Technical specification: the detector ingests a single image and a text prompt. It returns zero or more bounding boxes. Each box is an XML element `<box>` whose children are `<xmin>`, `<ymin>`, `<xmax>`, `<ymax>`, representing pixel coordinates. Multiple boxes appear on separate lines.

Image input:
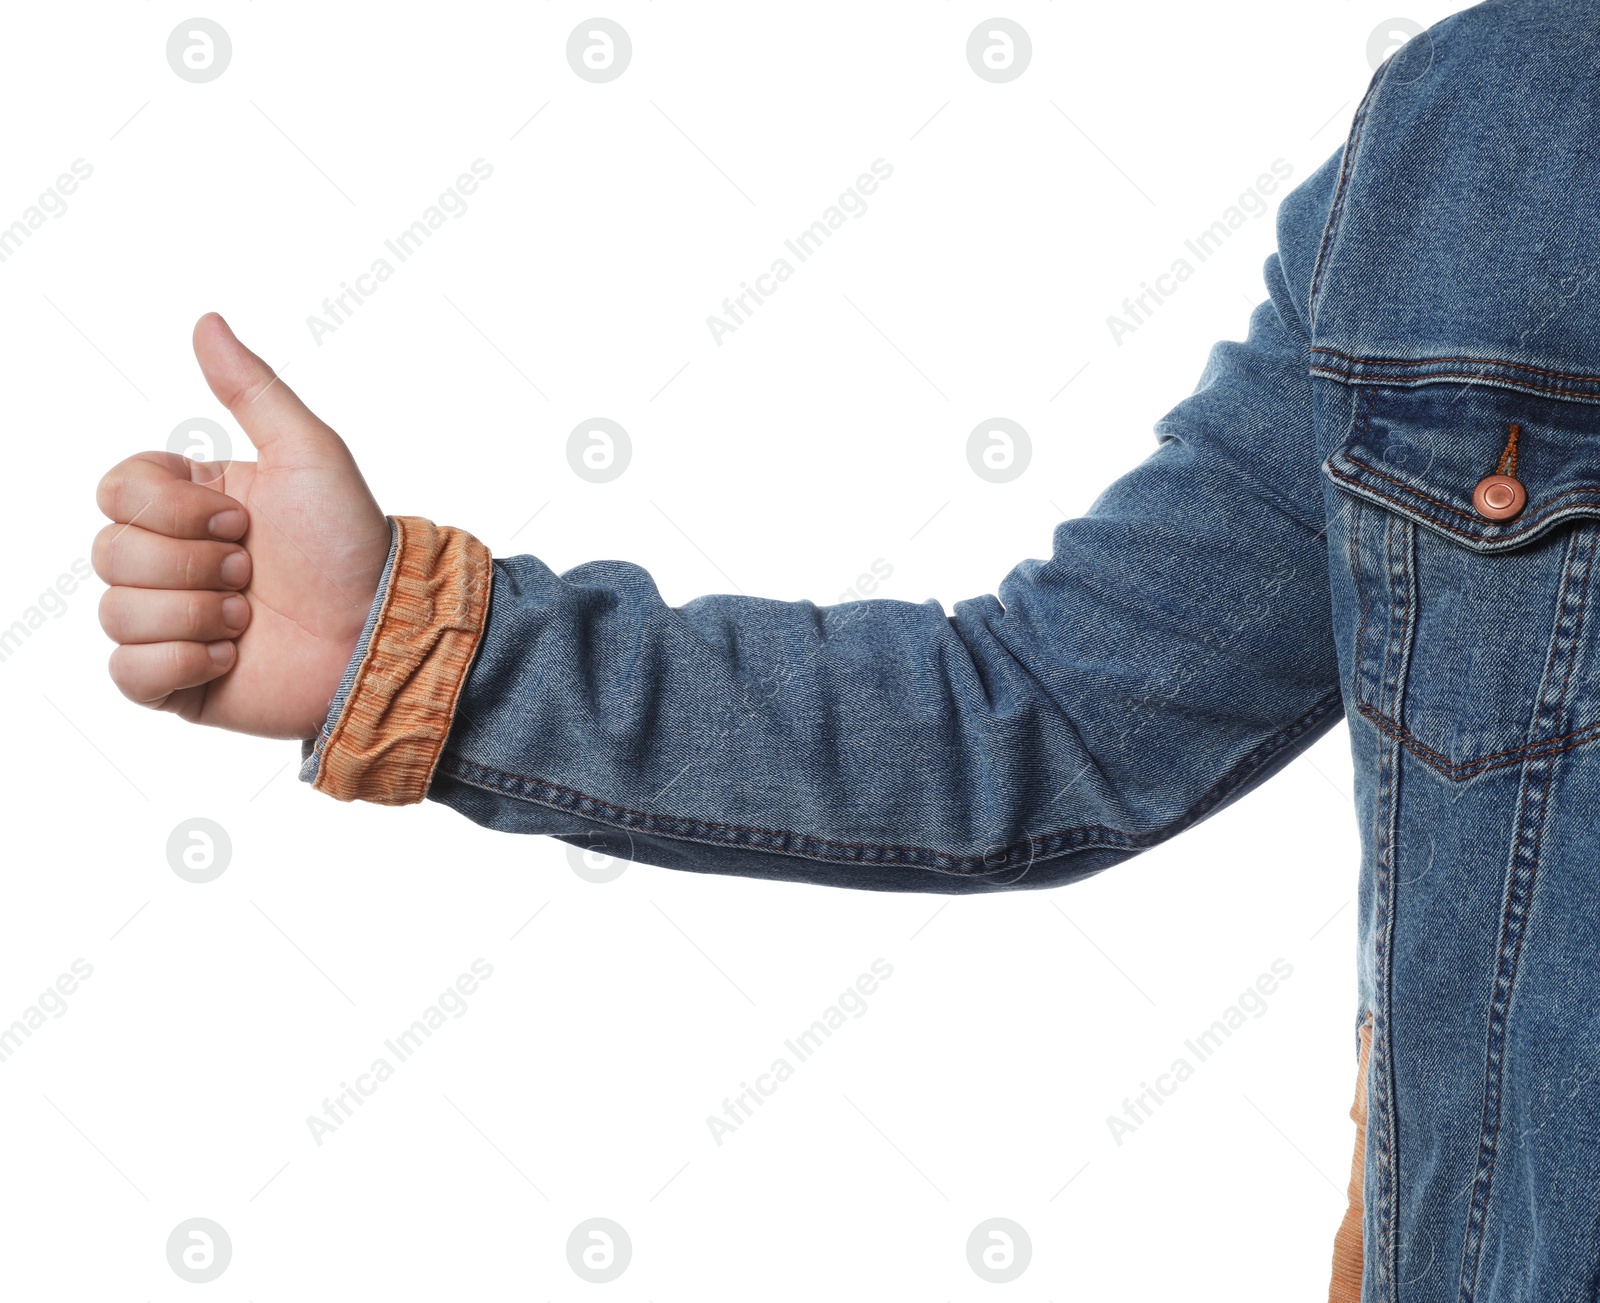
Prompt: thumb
<box><xmin>192</xmin><ymin>312</ymin><xmax>356</xmax><ymax>466</ymax></box>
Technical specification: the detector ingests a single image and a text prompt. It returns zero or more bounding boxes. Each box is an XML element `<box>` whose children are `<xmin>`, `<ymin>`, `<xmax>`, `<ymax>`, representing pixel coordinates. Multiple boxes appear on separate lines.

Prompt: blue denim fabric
<box><xmin>308</xmin><ymin>3</ymin><xmax>1600</xmax><ymax>1296</ymax></box>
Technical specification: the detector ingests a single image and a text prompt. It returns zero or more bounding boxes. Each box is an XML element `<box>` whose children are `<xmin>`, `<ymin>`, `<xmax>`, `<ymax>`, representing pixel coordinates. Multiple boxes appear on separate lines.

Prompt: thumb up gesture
<box><xmin>93</xmin><ymin>314</ymin><xmax>392</xmax><ymax>739</ymax></box>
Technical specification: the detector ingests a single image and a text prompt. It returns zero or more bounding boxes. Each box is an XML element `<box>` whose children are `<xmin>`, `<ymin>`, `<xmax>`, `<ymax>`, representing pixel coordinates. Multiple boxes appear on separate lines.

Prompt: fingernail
<box><xmin>209</xmin><ymin>509</ymin><xmax>246</xmax><ymax>539</ymax></box>
<box><xmin>220</xmin><ymin>551</ymin><xmax>250</xmax><ymax>587</ymax></box>
<box><xmin>207</xmin><ymin>640</ymin><xmax>234</xmax><ymax>666</ymax></box>
<box><xmin>221</xmin><ymin>595</ymin><xmax>249</xmax><ymax>630</ymax></box>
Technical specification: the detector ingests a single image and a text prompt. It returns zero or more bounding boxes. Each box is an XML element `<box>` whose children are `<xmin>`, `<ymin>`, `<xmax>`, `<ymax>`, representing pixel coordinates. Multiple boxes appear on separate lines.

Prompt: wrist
<box><xmin>300</xmin><ymin>517</ymin><xmax>400</xmax><ymax>770</ymax></box>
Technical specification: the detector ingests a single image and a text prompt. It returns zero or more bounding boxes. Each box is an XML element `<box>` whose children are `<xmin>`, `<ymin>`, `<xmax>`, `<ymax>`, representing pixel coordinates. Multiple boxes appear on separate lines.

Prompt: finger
<box><xmin>92</xmin><ymin>523</ymin><xmax>251</xmax><ymax>590</ymax></box>
<box><xmin>192</xmin><ymin>312</ymin><xmax>359</xmax><ymax>468</ymax></box>
<box><xmin>99</xmin><ymin>587</ymin><xmax>251</xmax><ymax>645</ymax></box>
<box><xmin>96</xmin><ymin>452</ymin><xmax>248</xmax><ymax>540</ymax></box>
<box><xmin>108</xmin><ymin>639</ymin><xmax>236</xmax><ymax>706</ymax></box>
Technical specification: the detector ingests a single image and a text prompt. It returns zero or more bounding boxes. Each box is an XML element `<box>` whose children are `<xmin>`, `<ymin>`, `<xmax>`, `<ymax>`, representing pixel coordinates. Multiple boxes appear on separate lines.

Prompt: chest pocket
<box><xmin>1324</xmin><ymin>378</ymin><xmax>1600</xmax><ymax>781</ymax></box>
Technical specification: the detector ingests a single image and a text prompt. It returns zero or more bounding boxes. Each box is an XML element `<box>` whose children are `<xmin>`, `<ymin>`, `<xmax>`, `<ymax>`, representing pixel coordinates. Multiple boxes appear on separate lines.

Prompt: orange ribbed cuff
<box><xmin>312</xmin><ymin>514</ymin><xmax>492</xmax><ymax>806</ymax></box>
<box><xmin>1327</xmin><ymin>1014</ymin><xmax>1372</xmax><ymax>1303</ymax></box>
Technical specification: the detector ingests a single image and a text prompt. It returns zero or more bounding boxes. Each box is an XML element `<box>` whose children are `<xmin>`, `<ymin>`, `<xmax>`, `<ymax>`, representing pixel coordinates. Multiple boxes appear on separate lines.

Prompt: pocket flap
<box><xmin>1322</xmin><ymin>378</ymin><xmax>1600</xmax><ymax>553</ymax></box>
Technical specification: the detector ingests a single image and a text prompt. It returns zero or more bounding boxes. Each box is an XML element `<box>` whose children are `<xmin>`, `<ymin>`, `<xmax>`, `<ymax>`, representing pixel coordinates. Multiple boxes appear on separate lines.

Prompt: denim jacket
<box><xmin>301</xmin><ymin>4</ymin><xmax>1600</xmax><ymax>1296</ymax></box>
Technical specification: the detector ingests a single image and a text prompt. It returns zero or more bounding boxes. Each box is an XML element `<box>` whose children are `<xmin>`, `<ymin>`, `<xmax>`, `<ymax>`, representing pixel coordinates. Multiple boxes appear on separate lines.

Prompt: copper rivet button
<box><xmin>1472</xmin><ymin>474</ymin><xmax>1527</xmax><ymax>522</ymax></box>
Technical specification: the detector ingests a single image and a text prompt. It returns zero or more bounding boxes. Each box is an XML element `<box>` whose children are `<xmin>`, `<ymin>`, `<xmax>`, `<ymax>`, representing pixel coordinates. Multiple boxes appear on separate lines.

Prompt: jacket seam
<box><xmin>435</xmin><ymin>688</ymin><xmax>1344</xmax><ymax>875</ymax></box>
<box><xmin>1350</xmin><ymin>498</ymin><xmax>1373</xmax><ymax>710</ymax></box>
<box><xmin>1308</xmin><ymin>63</ymin><xmax>1385</xmax><ymax>330</ymax></box>
<box><xmin>1327</xmin><ymin>460</ymin><xmax>1600</xmax><ymax>543</ymax></box>
<box><xmin>1313</xmin><ymin>366</ymin><xmax>1600</xmax><ymax>403</ymax></box>
<box><xmin>1355</xmin><ymin>704</ymin><xmax>1600</xmax><ymax>780</ymax></box>
<box><xmin>1383</xmin><ymin>509</ymin><xmax>1412</xmax><ymax>725</ymax></box>
<box><xmin>1311</xmin><ymin>347</ymin><xmax>1600</xmax><ymax>386</ymax></box>
<box><xmin>1456</xmin><ymin>526</ymin><xmax>1598</xmax><ymax>1301</ymax></box>
<box><xmin>1370</xmin><ymin>654</ymin><xmax>1405</xmax><ymax>1299</ymax></box>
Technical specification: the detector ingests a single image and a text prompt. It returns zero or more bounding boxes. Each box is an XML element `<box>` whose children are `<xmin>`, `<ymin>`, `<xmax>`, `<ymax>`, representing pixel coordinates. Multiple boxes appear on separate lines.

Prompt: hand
<box><xmin>93</xmin><ymin>313</ymin><xmax>391</xmax><ymax>740</ymax></box>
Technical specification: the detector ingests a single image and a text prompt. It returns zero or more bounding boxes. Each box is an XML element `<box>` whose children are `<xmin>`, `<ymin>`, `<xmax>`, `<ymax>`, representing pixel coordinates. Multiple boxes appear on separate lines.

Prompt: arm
<box><xmin>302</xmin><ymin>155</ymin><xmax>1349</xmax><ymax>892</ymax></box>
<box><xmin>94</xmin><ymin>153</ymin><xmax>1347</xmax><ymax>894</ymax></box>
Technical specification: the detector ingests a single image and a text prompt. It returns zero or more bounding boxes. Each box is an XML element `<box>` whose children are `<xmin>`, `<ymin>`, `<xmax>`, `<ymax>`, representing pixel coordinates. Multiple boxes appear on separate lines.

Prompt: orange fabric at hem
<box><xmin>312</xmin><ymin>515</ymin><xmax>492</xmax><ymax>806</ymax></box>
<box><xmin>1328</xmin><ymin>1015</ymin><xmax>1373</xmax><ymax>1303</ymax></box>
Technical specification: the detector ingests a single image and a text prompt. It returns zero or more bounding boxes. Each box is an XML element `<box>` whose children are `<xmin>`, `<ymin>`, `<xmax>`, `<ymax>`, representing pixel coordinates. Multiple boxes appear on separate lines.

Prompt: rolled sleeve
<box><xmin>300</xmin><ymin>514</ymin><xmax>492</xmax><ymax>805</ymax></box>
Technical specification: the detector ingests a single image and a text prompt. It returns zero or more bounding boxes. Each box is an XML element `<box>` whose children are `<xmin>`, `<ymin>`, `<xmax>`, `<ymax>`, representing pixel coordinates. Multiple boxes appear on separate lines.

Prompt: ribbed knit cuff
<box><xmin>309</xmin><ymin>514</ymin><xmax>492</xmax><ymax>805</ymax></box>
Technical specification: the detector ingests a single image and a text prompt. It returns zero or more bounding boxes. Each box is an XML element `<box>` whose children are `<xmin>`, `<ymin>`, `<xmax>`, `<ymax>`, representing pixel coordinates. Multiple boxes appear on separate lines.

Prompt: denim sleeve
<box><xmin>421</xmin><ymin>154</ymin><xmax>1348</xmax><ymax>893</ymax></box>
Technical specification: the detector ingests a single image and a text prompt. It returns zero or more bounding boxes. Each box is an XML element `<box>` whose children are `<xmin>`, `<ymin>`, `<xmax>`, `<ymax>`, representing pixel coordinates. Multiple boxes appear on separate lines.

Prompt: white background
<box><xmin>0</xmin><ymin>3</ymin><xmax>1465</xmax><ymax>1298</ymax></box>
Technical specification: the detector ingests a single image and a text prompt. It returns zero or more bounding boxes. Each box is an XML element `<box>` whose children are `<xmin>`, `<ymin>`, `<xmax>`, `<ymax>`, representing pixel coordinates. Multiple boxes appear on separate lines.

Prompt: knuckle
<box><xmin>182</xmin><ymin>593</ymin><xmax>208</xmax><ymax>639</ymax></box>
<box><xmin>103</xmin><ymin>459</ymin><xmax>153</xmax><ymax>525</ymax></box>
<box><xmin>165</xmin><ymin>641</ymin><xmax>196</xmax><ymax>679</ymax></box>
<box><xmin>166</xmin><ymin>483</ymin><xmax>208</xmax><ymax>537</ymax></box>
<box><xmin>97</xmin><ymin>589</ymin><xmax>123</xmax><ymax>642</ymax></box>
<box><xmin>107</xmin><ymin>647</ymin><xmax>139</xmax><ymax>699</ymax></box>
<box><xmin>90</xmin><ymin>532</ymin><xmax>108</xmax><ymax>581</ymax></box>
<box><xmin>91</xmin><ymin>525</ymin><xmax>120</xmax><ymax>583</ymax></box>
<box><xmin>94</xmin><ymin>469</ymin><xmax>121</xmax><ymax>520</ymax></box>
<box><xmin>153</xmin><ymin>485</ymin><xmax>180</xmax><ymax>536</ymax></box>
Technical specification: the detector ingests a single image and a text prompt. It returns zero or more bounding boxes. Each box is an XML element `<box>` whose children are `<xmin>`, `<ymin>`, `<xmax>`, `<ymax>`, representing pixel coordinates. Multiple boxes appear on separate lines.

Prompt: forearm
<box><xmin>300</xmin><ymin>145</ymin><xmax>1354</xmax><ymax>891</ymax></box>
<box><xmin>428</xmin><ymin>541</ymin><xmax>1340</xmax><ymax>893</ymax></box>
<box><xmin>303</xmin><ymin>271</ymin><xmax>1342</xmax><ymax>891</ymax></box>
